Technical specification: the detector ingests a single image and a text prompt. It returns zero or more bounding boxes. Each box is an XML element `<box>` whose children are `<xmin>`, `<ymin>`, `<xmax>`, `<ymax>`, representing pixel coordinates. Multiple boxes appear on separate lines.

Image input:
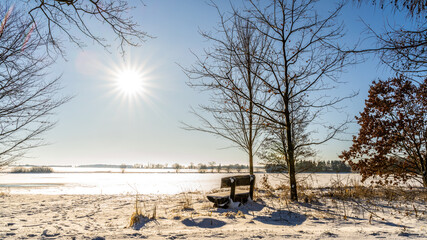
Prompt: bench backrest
<box><xmin>221</xmin><ymin>175</ymin><xmax>255</xmax><ymax>188</ymax></box>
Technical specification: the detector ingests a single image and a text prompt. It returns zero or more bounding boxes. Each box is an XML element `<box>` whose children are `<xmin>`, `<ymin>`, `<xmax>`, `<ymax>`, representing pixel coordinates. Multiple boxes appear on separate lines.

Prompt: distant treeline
<box><xmin>190</xmin><ymin>164</ymin><xmax>250</xmax><ymax>173</ymax></box>
<box><xmin>77</xmin><ymin>164</ymin><xmax>131</xmax><ymax>168</ymax></box>
<box><xmin>79</xmin><ymin>163</ymin><xmax>254</xmax><ymax>173</ymax></box>
<box><xmin>265</xmin><ymin>160</ymin><xmax>352</xmax><ymax>173</ymax></box>
<box><xmin>11</xmin><ymin>161</ymin><xmax>351</xmax><ymax>174</ymax></box>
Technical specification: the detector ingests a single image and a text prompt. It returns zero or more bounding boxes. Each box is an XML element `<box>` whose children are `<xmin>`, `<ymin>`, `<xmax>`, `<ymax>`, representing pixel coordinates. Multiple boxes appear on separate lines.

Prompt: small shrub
<box><xmin>30</xmin><ymin>166</ymin><xmax>53</xmax><ymax>173</ymax></box>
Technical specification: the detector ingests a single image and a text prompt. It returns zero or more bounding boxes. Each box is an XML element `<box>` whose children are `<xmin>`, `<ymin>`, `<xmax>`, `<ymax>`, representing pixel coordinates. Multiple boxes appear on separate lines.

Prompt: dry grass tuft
<box><xmin>222</xmin><ymin>210</ymin><xmax>245</xmax><ymax>219</ymax></box>
<box><xmin>270</xmin><ymin>177</ymin><xmax>320</xmax><ymax>204</ymax></box>
<box><xmin>296</xmin><ymin>179</ymin><xmax>321</xmax><ymax>204</ymax></box>
<box><xmin>0</xmin><ymin>191</ymin><xmax>9</xmax><ymax>197</ymax></box>
<box><xmin>129</xmin><ymin>211</ymin><xmax>145</xmax><ymax>228</ymax></box>
<box><xmin>236</xmin><ymin>210</ymin><xmax>245</xmax><ymax>218</ymax></box>
<box><xmin>151</xmin><ymin>205</ymin><xmax>157</xmax><ymax>219</ymax></box>
<box><xmin>259</xmin><ymin>175</ymin><xmax>277</xmax><ymax>197</ymax></box>
<box><xmin>181</xmin><ymin>193</ymin><xmax>194</xmax><ymax>211</ymax></box>
<box><xmin>128</xmin><ymin>194</ymin><xmax>145</xmax><ymax>228</ymax></box>
<box><xmin>323</xmin><ymin>178</ymin><xmax>374</xmax><ymax>200</ymax></box>
<box><xmin>128</xmin><ymin>194</ymin><xmax>157</xmax><ymax>228</ymax></box>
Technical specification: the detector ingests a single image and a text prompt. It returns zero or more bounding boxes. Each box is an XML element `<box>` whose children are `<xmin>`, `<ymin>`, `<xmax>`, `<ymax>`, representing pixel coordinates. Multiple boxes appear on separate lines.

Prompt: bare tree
<box><xmin>184</xmin><ymin>8</ymin><xmax>270</xmax><ymax>174</ymax></box>
<box><xmin>352</xmin><ymin>0</ymin><xmax>426</xmax><ymax>79</ymax></box>
<box><xmin>226</xmin><ymin>0</ymin><xmax>356</xmax><ymax>201</ymax></box>
<box><xmin>120</xmin><ymin>163</ymin><xmax>127</xmax><ymax>173</ymax></box>
<box><xmin>216</xmin><ymin>163</ymin><xmax>222</xmax><ymax>173</ymax></box>
<box><xmin>0</xmin><ymin>5</ymin><xmax>69</xmax><ymax>168</ymax></box>
<box><xmin>172</xmin><ymin>163</ymin><xmax>182</xmax><ymax>173</ymax></box>
<box><xmin>20</xmin><ymin>0</ymin><xmax>149</xmax><ymax>56</ymax></box>
<box><xmin>208</xmin><ymin>161</ymin><xmax>216</xmax><ymax>173</ymax></box>
<box><xmin>258</xmin><ymin>101</ymin><xmax>316</xmax><ymax>173</ymax></box>
<box><xmin>235</xmin><ymin>164</ymin><xmax>243</xmax><ymax>173</ymax></box>
<box><xmin>198</xmin><ymin>163</ymin><xmax>207</xmax><ymax>173</ymax></box>
<box><xmin>0</xmin><ymin>0</ymin><xmax>147</xmax><ymax>167</ymax></box>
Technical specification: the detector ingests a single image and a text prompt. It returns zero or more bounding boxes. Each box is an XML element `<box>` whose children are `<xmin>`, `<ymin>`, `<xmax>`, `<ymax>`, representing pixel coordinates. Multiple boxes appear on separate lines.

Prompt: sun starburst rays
<box><xmin>106</xmin><ymin>58</ymin><xmax>156</xmax><ymax>108</ymax></box>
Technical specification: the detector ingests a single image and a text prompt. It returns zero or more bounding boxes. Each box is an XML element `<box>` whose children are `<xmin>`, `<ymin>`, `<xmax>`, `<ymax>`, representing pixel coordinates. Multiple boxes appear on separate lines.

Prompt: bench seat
<box><xmin>206</xmin><ymin>175</ymin><xmax>255</xmax><ymax>208</ymax></box>
<box><xmin>207</xmin><ymin>190</ymin><xmax>252</xmax><ymax>207</ymax></box>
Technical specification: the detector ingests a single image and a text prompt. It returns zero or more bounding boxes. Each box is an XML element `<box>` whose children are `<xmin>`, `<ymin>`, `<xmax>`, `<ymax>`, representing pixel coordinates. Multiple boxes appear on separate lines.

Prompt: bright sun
<box><xmin>107</xmin><ymin>58</ymin><xmax>154</xmax><ymax>104</ymax></box>
<box><xmin>115</xmin><ymin>69</ymin><xmax>144</xmax><ymax>96</ymax></box>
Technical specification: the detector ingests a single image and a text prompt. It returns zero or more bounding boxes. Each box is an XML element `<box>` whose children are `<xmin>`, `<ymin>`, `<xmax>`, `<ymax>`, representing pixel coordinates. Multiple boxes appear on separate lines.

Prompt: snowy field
<box><xmin>0</xmin><ymin>168</ymin><xmax>370</xmax><ymax>195</ymax></box>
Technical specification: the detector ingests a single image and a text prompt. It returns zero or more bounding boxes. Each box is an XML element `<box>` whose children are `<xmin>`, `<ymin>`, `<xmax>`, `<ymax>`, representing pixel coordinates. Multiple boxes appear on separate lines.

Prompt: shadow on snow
<box><xmin>181</xmin><ymin>218</ymin><xmax>227</xmax><ymax>228</ymax></box>
<box><xmin>253</xmin><ymin>210</ymin><xmax>307</xmax><ymax>226</ymax></box>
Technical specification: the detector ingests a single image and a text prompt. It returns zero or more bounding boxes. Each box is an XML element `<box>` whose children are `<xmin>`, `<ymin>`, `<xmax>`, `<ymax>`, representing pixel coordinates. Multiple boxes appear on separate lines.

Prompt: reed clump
<box><xmin>11</xmin><ymin>166</ymin><xmax>53</xmax><ymax>173</ymax></box>
<box><xmin>323</xmin><ymin>178</ymin><xmax>373</xmax><ymax>200</ymax></box>
<box><xmin>322</xmin><ymin>178</ymin><xmax>427</xmax><ymax>202</ymax></box>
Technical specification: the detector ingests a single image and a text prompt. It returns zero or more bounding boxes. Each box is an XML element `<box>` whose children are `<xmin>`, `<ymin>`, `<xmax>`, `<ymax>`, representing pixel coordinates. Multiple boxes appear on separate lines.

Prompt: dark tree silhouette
<box><xmin>357</xmin><ymin>0</ymin><xmax>426</xmax><ymax>15</ymax></box>
<box><xmin>26</xmin><ymin>0</ymin><xmax>149</xmax><ymax>55</ymax></box>
<box><xmin>0</xmin><ymin>0</ymin><xmax>147</xmax><ymax>167</ymax></box>
<box><xmin>187</xmin><ymin>0</ymin><xmax>356</xmax><ymax>201</ymax></box>
<box><xmin>0</xmin><ymin>5</ymin><xmax>69</xmax><ymax>168</ymax></box>
<box><xmin>172</xmin><ymin>163</ymin><xmax>182</xmax><ymax>173</ymax></box>
<box><xmin>353</xmin><ymin>0</ymin><xmax>426</xmax><ymax>78</ymax></box>
<box><xmin>340</xmin><ymin>76</ymin><xmax>426</xmax><ymax>187</ymax></box>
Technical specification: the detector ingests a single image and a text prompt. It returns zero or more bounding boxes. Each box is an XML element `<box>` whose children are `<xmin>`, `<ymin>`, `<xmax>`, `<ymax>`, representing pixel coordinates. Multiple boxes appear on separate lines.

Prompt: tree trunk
<box><xmin>247</xmin><ymin>41</ymin><xmax>254</xmax><ymax>176</ymax></box>
<box><xmin>284</xmin><ymin>98</ymin><xmax>298</xmax><ymax>201</ymax></box>
<box><xmin>288</xmin><ymin>154</ymin><xmax>298</xmax><ymax>201</ymax></box>
<box><xmin>249</xmin><ymin>149</ymin><xmax>254</xmax><ymax>175</ymax></box>
<box><xmin>423</xmin><ymin>170</ymin><xmax>427</xmax><ymax>188</ymax></box>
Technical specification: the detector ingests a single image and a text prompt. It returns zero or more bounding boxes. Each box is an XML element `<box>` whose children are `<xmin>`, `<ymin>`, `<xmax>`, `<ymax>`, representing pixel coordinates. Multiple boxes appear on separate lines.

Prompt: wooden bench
<box><xmin>206</xmin><ymin>175</ymin><xmax>255</xmax><ymax>208</ymax></box>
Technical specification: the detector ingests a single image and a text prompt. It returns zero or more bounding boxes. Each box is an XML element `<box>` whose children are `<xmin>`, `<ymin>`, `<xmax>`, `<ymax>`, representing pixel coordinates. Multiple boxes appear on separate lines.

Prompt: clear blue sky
<box><xmin>20</xmin><ymin>0</ymin><xmax>411</xmax><ymax>166</ymax></box>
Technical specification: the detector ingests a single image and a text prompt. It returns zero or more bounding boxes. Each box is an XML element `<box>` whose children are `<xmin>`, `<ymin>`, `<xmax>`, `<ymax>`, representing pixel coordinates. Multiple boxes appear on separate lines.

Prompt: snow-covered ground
<box><xmin>1</xmin><ymin>185</ymin><xmax>425</xmax><ymax>239</ymax></box>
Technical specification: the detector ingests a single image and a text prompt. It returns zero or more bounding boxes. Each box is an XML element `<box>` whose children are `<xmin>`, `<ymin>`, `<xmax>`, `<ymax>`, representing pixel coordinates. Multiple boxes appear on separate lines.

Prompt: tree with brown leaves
<box><xmin>340</xmin><ymin>76</ymin><xmax>426</xmax><ymax>187</ymax></box>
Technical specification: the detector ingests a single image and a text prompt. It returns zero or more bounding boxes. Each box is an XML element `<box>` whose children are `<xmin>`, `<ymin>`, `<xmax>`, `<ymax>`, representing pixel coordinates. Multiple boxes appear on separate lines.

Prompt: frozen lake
<box><xmin>0</xmin><ymin>167</ymin><xmax>371</xmax><ymax>195</ymax></box>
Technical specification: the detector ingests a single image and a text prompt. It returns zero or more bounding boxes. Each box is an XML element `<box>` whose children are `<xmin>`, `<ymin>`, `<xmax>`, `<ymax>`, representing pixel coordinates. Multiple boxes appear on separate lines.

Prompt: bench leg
<box><xmin>249</xmin><ymin>175</ymin><xmax>255</xmax><ymax>200</ymax></box>
<box><xmin>230</xmin><ymin>181</ymin><xmax>236</xmax><ymax>202</ymax></box>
